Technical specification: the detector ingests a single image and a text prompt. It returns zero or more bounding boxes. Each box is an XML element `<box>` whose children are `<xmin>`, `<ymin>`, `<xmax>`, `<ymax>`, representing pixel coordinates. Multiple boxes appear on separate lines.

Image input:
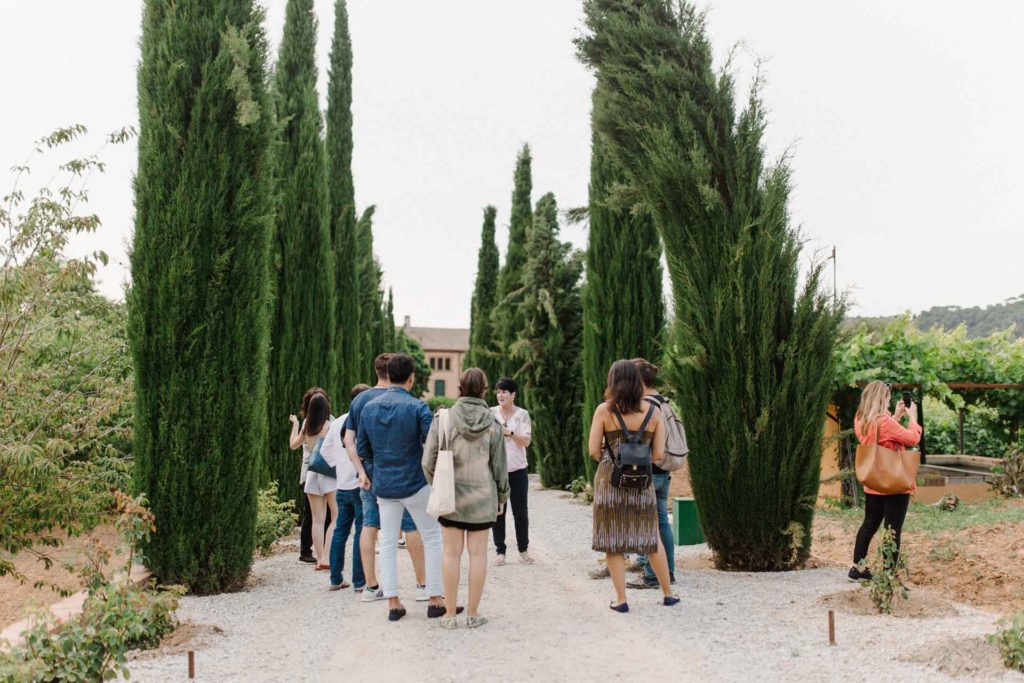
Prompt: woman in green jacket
<box><xmin>423</xmin><ymin>368</ymin><xmax>509</xmax><ymax>629</ymax></box>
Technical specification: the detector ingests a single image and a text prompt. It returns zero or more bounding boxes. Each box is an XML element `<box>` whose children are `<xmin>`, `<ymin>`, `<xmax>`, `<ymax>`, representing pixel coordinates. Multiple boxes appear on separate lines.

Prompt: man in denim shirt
<box><xmin>357</xmin><ymin>354</ymin><xmax>452</xmax><ymax>622</ymax></box>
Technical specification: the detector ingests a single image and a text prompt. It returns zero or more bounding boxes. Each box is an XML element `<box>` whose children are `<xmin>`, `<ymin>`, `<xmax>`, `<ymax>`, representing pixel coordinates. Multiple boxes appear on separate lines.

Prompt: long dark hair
<box><xmin>604</xmin><ymin>359</ymin><xmax>643</xmax><ymax>414</ymax></box>
<box><xmin>300</xmin><ymin>387</ymin><xmax>326</xmax><ymax>419</ymax></box>
<box><xmin>302</xmin><ymin>392</ymin><xmax>331</xmax><ymax>436</ymax></box>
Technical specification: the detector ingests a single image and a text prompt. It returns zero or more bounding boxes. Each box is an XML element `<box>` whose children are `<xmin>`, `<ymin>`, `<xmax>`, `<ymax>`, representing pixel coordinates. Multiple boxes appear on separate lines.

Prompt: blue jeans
<box><xmin>639</xmin><ymin>472</ymin><xmax>675</xmax><ymax>583</ymax></box>
<box><xmin>330</xmin><ymin>489</ymin><xmax>365</xmax><ymax>588</ymax></box>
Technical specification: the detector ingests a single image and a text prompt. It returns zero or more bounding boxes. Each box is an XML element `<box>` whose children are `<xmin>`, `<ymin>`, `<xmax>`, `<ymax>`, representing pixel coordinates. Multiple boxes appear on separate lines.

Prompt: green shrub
<box><xmin>255</xmin><ymin>482</ymin><xmax>298</xmax><ymax>556</ymax></box>
<box><xmin>989</xmin><ymin>611</ymin><xmax>1024</xmax><ymax>672</ymax></box>
<box><xmin>990</xmin><ymin>450</ymin><xmax>1024</xmax><ymax>498</ymax></box>
<box><xmin>867</xmin><ymin>526</ymin><xmax>909</xmax><ymax>614</ymax></box>
<box><xmin>426</xmin><ymin>396</ymin><xmax>456</xmax><ymax>412</ymax></box>
<box><xmin>566</xmin><ymin>475</ymin><xmax>594</xmax><ymax>504</ymax></box>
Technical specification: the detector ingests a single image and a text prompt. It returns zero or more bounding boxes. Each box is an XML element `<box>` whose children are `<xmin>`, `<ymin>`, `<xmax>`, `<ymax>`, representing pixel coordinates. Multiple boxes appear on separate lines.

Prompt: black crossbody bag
<box><xmin>609</xmin><ymin>404</ymin><xmax>656</xmax><ymax>490</ymax></box>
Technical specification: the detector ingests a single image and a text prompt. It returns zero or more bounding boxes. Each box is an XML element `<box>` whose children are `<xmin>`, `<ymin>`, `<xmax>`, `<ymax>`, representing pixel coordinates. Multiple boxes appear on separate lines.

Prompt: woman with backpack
<box><xmin>588</xmin><ymin>360</ymin><xmax>679</xmax><ymax>612</ymax></box>
<box><xmin>290</xmin><ymin>391</ymin><xmax>337</xmax><ymax>570</ymax></box>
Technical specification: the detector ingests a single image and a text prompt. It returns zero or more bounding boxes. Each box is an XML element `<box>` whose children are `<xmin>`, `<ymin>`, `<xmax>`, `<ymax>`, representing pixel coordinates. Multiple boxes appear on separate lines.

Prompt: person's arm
<box><xmin>588</xmin><ymin>404</ymin><xmax>607</xmax><ymax>462</ymax></box>
<box><xmin>421</xmin><ymin>417</ymin><xmax>440</xmax><ymax>483</ymax></box>
<box><xmin>506</xmin><ymin>410</ymin><xmax>532</xmax><ymax>449</ymax></box>
<box><xmin>418</xmin><ymin>402</ymin><xmax>434</xmax><ymax>444</ymax></box>
<box><xmin>356</xmin><ymin>417</ymin><xmax>374</xmax><ymax>461</ymax></box>
<box><xmin>882</xmin><ymin>412</ymin><xmax>922</xmax><ymax>447</ymax></box>
<box><xmin>288</xmin><ymin>416</ymin><xmax>305</xmax><ymax>450</ymax></box>
<box><xmin>651</xmin><ymin>413</ymin><xmax>667</xmax><ymax>465</ymax></box>
<box><xmin>491</xmin><ymin>425</ymin><xmax>510</xmax><ymax>510</ymax></box>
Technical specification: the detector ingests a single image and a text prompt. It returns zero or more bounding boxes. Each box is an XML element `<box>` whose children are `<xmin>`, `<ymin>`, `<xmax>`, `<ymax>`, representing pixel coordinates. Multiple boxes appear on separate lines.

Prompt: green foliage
<box><xmin>396</xmin><ymin>329</ymin><xmax>431</xmax><ymax>398</ymax></box>
<box><xmin>579</xmin><ymin>0</ymin><xmax>844</xmax><ymax>570</ymax></box>
<box><xmin>467</xmin><ymin>206</ymin><xmax>501</xmax><ymax>400</ymax></box>
<box><xmin>254</xmin><ymin>483</ymin><xmax>298</xmax><ymax>556</ymax></box>
<box><xmin>515</xmin><ymin>194</ymin><xmax>585</xmax><ymax>489</ymax></box>
<box><xmin>2</xmin><ymin>127</ymin><xmax>134</xmax><ymax>582</ymax></box>
<box><xmin>990</xmin><ymin>450</ymin><xmax>1024</xmax><ymax>498</ymax></box>
<box><xmin>426</xmin><ymin>396</ymin><xmax>457</xmax><ymax>412</ymax></box>
<box><xmin>581</xmin><ymin>126</ymin><xmax>664</xmax><ymax>479</ymax></box>
<box><xmin>492</xmin><ymin>147</ymin><xmax>533</xmax><ymax>385</ymax></box>
<box><xmin>0</xmin><ymin>494</ymin><xmax>184</xmax><ymax>682</ymax></box>
<box><xmin>923</xmin><ymin>398</ymin><xmax>1015</xmax><ymax>457</ymax></box>
<box><xmin>326</xmin><ymin>0</ymin><xmax>361</xmax><ymax>408</ymax></box>
<box><xmin>356</xmin><ymin>206</ymin><xmax>387</xmax><ymax>380</ymax></box>
<box><xmin>916</xmin><ymin>295</ymin><xmax>1024</xmax><ymax>339</ymax></box>
<box><xmin>268</xmin><ymin>0</ymin><xmax>336</xmax><ymax>510</ymax></box>
<box><xmin>989</xmin><ymin>610</ymin><xmax>1024</xmax><ymax>673</ymax></box>
<box><xmin>866</xmin><ymin>526</ymin><xmax>909</xmax><ymax>614</ymax></box>
<box><xmin>566</xmin><ymin>475</ymin><xmax>594</xmax><ymax>504</ymax></box>
<box><xmin>132</xmin><ymin>0</ymin><xmax>274</xmax><ymax>592</ymax></box>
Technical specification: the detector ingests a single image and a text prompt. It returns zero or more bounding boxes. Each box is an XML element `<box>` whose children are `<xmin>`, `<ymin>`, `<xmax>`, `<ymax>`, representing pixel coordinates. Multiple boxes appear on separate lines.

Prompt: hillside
<box><xmin>848</xmin><ymin>295</ymin><xmax>1024</xmax><ymax>338</ymax></box>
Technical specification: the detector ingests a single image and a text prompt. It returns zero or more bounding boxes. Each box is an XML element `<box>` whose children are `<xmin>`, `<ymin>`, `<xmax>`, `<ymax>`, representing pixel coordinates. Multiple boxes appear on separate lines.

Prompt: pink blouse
<box><xmin>854</xmin><ymin>415</ymin><xmax>923</xmax><ymax>496</ymax></box>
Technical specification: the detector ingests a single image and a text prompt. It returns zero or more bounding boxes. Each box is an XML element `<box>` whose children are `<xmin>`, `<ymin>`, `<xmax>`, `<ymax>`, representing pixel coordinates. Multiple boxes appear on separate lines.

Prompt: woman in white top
<box><xmin>490</xmin><ymin>377</ymin><xmax>533</xmax><ymax>565</ymax></box>
<box><xmin>289</xmin><ymin>391</ymin><xmax>337</xmax><ymax>570</ymax></box>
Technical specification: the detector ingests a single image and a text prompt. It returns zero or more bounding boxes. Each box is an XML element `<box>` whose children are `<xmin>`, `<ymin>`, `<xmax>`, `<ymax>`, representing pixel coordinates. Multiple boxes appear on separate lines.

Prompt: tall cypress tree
<box><xmin>493</xmin><ymin>146</ymin><xmax>533</xmax><ymax>383</ymax></box>
<box><xmin>325</xmin><ymin>0</ymin><xmax>360</xmax><ymax>407</ymax></box>
<box><xmin>579</xmin><ymin>0</ymin><xmax>845</xmax><ymax>570</ymax></box>
<box><xmin>581</xmin><ymin>125</ymin><xmax>665</xmax><ymax>478</ymax></box>
<box><xmin>356</xmin><ymin>205</ymin><xmax>385</xmax><ymax>379</ymax></box>
<box><xmin>130</xmin><ymin>0</ymin><xmax>274</xmax><ymax>593</ymax></box>
<box><xmin>384</xmin><ymin>287</ymin><xmax>397</xmax><ymax>353</ymax></box>
<box><xmin>268</xmin><ymin>0</ymin><xmax>335</xmax><ymax>509</ymax></box>
<box><xmin>467</xmin><ymin>205</ymin><xmax>500</xmax><ymax>391</ymax></box>
<box><xmin>516</xmin><ymin>193</ymin><xmax>585</xmax><ymax>489</ymax></box>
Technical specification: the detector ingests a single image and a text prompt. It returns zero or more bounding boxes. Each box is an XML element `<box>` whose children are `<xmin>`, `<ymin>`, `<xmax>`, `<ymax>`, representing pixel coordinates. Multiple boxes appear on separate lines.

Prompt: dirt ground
<box><xmin>0</xmin><ymin>525</ymin><xmax>123</xmax><ymax>628</ymax></box>
<box><xmin>810</xmin><ymin>500</ymin><xmax>1024</xmax><ymax>615</ymax></box>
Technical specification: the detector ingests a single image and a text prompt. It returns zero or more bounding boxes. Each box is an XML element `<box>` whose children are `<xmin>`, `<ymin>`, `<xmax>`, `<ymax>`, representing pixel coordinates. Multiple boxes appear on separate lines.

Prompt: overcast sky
<box><xmin>2</xmin><ymin>1</ymin><xmax>1022</xmax><ymax>328</ymax></box>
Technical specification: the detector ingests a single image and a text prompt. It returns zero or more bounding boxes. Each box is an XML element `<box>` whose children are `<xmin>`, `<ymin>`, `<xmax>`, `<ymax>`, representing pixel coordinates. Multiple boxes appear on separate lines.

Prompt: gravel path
<box><xmin>128</xmin><ymin>478</ymin><xmax>1022</xmax><ymax>682</ymax></box>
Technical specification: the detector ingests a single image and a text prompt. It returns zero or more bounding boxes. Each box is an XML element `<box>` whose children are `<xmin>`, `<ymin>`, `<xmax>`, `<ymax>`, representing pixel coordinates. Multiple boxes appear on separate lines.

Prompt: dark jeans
<box><xmin>638</xmin><ymin>472</ymin><xmax>675</xmax><ymax>583</ymax></box>
<box><xmin>330</xmin><ymin>489</ymin><xmax>364</xmax><ymax>588</ymax></box>
<box><xmin>299</xmin><ymin>487</ymin><xmax>332</xmax><ymax>557</ymax></box>
<box><xmin>493</xmin><ymin>469</ymin><xmax>529</xmax><ymax>554</ymax></box>
<box><xmin>853</xmin><ymin>492</ymin><xmax>910</xmax><ymax>565</ymax></box>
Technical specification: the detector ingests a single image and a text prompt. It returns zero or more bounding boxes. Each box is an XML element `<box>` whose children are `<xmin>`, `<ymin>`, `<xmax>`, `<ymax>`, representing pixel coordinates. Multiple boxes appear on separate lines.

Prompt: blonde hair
<box><xmin>855</xmin><ymin>381</ymin><xmax>891</xmax><ymax>437</ymax></box>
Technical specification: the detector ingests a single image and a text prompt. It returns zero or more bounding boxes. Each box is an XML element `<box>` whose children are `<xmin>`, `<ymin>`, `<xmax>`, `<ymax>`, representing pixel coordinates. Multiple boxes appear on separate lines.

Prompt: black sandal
<box><xmin>609</xmin><ymin>601</ymin><xmax>629</xmax><ymax>613</ymax></box>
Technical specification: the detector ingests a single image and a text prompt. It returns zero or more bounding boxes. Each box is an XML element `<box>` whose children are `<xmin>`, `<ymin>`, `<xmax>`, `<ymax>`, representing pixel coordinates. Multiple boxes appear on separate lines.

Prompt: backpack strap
<box><xmin>637</xmin><ymin>404</ymin><xmax>658</xmax><ymax>435</ymax></box>
<box><xmin>611</xmin><ymin>406</ymin><xmax>635</xmax><ymax>443</ymax></box>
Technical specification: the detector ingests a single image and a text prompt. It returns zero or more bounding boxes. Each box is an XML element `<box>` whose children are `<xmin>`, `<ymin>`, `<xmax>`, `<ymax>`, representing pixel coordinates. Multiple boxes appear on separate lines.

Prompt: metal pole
<box><xmin>828</xmin><ymin>610</ymin><xmax>836</xmax><ymax>646</ymax></box>
<box><xmin>188</xmin><ymin>650</ymin><xmax>195</xmax><ymax>679</ymax></box>
<box><xmin>831</xmin><ymin>246</ymin><xmax>838</xmax><ymax>308</ymax></box>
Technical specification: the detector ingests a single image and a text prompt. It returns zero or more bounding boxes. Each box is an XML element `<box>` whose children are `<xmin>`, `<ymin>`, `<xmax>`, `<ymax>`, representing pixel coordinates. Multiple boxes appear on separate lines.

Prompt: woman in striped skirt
<box><xmin>588</xmin><ymin>360</ymin><xmax>679</xmax><ymax>612</ymax></box>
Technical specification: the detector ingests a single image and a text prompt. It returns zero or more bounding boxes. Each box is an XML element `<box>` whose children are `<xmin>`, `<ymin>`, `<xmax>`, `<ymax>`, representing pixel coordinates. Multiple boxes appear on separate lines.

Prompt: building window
<box><xmin>429</xmin><ymin>357</ymin><xmax>436</xmax><ymax>370</ymax></box>
<box><xmin>434</xmin><ymin>379</ymin><xmax>446</xmax><ymax>397</ymax></box>
<box><xmin>445</xmin><ymin>357</ymin><xmax>451</xmax><ymax>371</ymax></box>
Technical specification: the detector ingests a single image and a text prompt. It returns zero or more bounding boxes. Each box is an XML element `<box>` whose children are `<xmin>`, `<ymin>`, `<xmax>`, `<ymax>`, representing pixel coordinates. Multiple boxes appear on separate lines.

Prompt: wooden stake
<box><xmin>188</xmin><ymin>649</ymin><xmax>195</xmax><ymax>679</ymax></box>
<box><xmin>828</xmin><ymin>610</ymin><xmax>835</xmax><ymax>646</ymax></box>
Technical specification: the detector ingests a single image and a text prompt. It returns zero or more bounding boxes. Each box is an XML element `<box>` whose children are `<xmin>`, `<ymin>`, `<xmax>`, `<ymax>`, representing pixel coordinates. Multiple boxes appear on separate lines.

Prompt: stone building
<box><xmin>401</xmin><ymin>316</ymin><xmax>469</xmax><ymax>399</ymax></box>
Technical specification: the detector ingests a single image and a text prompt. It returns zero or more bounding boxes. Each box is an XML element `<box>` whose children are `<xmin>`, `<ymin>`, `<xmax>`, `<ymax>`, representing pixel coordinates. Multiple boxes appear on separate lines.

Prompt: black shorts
<box><xmin>438</xmin><ymin>517</ymin><xmax>494</xmax><ymax>532</ymax></box>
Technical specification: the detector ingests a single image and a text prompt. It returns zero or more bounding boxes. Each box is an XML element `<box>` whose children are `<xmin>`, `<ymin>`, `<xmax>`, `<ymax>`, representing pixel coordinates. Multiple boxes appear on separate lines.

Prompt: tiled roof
<box><xmin>402</xmin><ymin>326</ymin><xmax>470</xmax><ymax>352</ymax></box>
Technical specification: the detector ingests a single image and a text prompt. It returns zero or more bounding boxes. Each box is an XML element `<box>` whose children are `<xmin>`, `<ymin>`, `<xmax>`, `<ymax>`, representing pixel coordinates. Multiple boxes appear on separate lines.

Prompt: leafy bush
<box><xmin>566</xmin><ymin>475</ymin><xmax>593</xmax><ymax>504</ymax></box>
<box><xmin>989</xmin><ymin>611</ymin><xmax>1024</xmax><ymax>673</ymax></box>
<box><xmin>0</xmin><ymin>492</ymin><xmax>183</xmax><ymax>681</ymax></box>
<box><xmin>426</xmin><ymin>396</ymin><xmax>456</xmax><ymax>412</ymax></box>
<box><xmin>924</xmin><ymin>398</ymin><xmax>1011</xmax><ymax>457</ymax></box>
<box><xmin>990</xmin><ymin>450</ymin><xmax>1024</xmax><ymax>498</ymax></box>
<box><xmin>867</xmin><ymin>526</ymin><xmax>909</xmax><ymax>614</ymax></box>
<box><xmin>255</xmin><ymin>482</ymin><xmax>298</xmax><ymax>556</ymax></box>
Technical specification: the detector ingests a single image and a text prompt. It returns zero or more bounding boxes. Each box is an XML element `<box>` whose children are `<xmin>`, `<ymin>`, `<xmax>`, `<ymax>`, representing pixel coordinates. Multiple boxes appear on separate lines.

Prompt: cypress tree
<box><xmin>493</xmin><ymin>146</ymin><xmax>533</xmax><ymax>382</ymax></box>
<box><xmin>467</xmin><ymin>205</ymin><xmax>501</xmax><ymax>393</ymax></box>
<box><xmin>267</xmin><ymin>0</ymin><xmax>335</xmax><ymax>509</ymax></box>
<box><xmin>130</xmin><ymin>0</ymin><xmax>274</xmax><ymax>593</ymax></box>
<box><xmin>325</xmin><ymin>0</ymin><xmax>361</xmax><ymax>406</ymax></box>
<box><xmin>356</xmin><ymin>205</ymin><xmax>385</xmax><ymax>378</ymax></box>
<box><xmin>516</xmin><ymin>193</ymin><xmax>585</xmax><ymax>489</ymax></box>
<box><xmin>384</xmin><ymin>287</ymin><xmax>397</xmax><ymax>352</ymax></box>
<box><xmin>579</xmin><ymin>0</ymin><xmax>845</xmax><ymax>570</ymax></box>
<box><xmin>581</xmin><ymin>125</ymin><xmax>665</xmax><ymax>479</ymax></box>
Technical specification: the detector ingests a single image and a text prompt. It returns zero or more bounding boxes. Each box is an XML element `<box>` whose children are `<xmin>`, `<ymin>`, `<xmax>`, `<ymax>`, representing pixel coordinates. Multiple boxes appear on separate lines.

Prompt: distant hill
<box><xmin>847</xmin><ymin>295</ymin><xmax>1024</xmax><ymax>338</ymax></box>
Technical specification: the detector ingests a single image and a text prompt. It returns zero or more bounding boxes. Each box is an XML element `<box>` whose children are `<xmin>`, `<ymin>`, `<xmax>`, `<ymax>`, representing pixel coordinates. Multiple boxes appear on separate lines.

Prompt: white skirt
<box><xmin>304</xmin><ymin>470</ymin><xmax>336</xmax><ymax>496</ymax></box>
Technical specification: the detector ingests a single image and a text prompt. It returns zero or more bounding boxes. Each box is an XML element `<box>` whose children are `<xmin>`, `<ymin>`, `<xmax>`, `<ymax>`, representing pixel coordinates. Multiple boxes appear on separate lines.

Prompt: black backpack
<box><xmin>609</xmin><ymin>404</ymin><xmax>656</xmax><ymax>489</ymax></box>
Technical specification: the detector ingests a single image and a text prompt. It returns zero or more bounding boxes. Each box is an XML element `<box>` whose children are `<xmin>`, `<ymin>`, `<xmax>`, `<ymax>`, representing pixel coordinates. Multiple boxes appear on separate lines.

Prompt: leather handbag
<box><xmin>426</xmin><ymin>409</ymin><xmax>457</xmax><ymax>518</ymax></box>
<box><xmin>609</xmin><ymin>405</ymin><xmax>656</xmax><ymax>489</ymax></box>
<box><xmin>307</xmin><ymin>437</ymin><xmax>336</xmax><ymax>478</ymax></box>
<box><xmin>855</xmin><ymin>420</ymin><xmax>920</xmax><ymax>494</ymax></box>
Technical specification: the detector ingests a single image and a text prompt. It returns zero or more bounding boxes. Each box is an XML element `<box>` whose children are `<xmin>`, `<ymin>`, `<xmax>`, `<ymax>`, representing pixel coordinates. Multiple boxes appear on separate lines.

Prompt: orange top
<box><xmin>854</xmin><ymin>415</ymin><xmax>923</xmax><ymax>496</ymax></box>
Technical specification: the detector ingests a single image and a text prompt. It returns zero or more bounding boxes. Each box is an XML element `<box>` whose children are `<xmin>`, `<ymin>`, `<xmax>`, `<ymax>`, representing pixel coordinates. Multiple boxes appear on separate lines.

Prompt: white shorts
<box><xmin>304</xmin><ymin>471</ymin><xmax>336</xmax><ymax>496</ymax></box>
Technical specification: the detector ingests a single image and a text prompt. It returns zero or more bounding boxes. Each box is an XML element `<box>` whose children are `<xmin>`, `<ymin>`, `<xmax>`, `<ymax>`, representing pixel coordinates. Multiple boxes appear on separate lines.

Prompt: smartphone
<box><xmin>902</xmin><ymin>391</ymin><xmax>912</xmax><ymax>408</ymax></box>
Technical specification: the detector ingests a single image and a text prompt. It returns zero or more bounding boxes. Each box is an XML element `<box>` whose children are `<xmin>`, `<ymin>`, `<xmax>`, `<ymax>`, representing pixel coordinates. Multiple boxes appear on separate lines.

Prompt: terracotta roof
<box><xmin>402</xmin><ymin>326</ymin><xmax>470</xmax><ymax>352</ymax></box>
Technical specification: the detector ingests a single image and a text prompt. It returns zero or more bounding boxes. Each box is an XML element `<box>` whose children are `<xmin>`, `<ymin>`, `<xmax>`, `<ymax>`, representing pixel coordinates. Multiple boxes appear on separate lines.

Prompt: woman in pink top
<box><xmin>849</xmin><ymin>380</ymin><xmax>922</xmax><ymax>581</ymax></box>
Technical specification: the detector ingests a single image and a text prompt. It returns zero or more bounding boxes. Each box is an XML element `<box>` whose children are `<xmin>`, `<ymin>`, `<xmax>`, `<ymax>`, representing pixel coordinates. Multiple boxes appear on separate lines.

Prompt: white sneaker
<box><xmin>415</xmin><ymin>584</ymin><xmax>429</xmax><ymax>602</ymax></box>
<box><xmin>360</xmin><ymin>586</ymin><xmax>385</xmax><ymax>602</ymax></box>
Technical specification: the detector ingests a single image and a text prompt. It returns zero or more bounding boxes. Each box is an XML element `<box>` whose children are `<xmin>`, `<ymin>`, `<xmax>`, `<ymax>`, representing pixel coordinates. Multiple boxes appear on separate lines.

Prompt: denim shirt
<box><xmin>356</xmin><ymin>387</ymin><xmax>433</xmax><ymax>499</ymax></box>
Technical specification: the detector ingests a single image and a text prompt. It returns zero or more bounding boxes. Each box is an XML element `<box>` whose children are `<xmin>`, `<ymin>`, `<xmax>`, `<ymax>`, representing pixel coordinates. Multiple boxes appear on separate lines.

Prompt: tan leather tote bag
<box><xmin>855</xmin><ymin>420</ymin><xmax>921</xmax><ymax>494</ymax></box>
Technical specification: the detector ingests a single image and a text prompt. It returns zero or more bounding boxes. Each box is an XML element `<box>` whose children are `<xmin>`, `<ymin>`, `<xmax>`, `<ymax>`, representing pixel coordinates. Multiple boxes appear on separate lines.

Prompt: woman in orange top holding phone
<box><xmin>849</xmin><ymin>380</ymin><xmax>922</xmax><ymax>581</ymax></box>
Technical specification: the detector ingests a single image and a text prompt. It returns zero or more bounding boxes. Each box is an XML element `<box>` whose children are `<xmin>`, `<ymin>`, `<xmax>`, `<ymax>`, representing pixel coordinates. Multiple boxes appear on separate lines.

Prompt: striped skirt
<box><xmin>591</xmin><ymin>457</ymin><xmax>658</xmax><ymax>554</ymax></box>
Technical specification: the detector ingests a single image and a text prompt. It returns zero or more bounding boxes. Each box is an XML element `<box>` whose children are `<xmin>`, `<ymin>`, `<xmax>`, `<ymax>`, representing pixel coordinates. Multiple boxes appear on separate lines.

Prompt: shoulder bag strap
<box><xmin>637</xmin><ymin>404</ymin><xmax>658</xmax><ymax>435</ymax></box>
<box><xmin>437</xmin><ymin>409</ymin><xmax>450</xmax><ymax>450</ymax></box>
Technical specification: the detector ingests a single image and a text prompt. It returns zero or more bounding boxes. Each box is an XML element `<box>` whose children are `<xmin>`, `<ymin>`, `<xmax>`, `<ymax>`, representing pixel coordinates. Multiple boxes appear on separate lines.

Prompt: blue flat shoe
<box><xmin>609</xmin><ymin>601</ymin><xmax>629</xmax><ymax>613</ymax></box>
<box><xmin>663</xmin><ymin>595</ymin><xmax>680</xmax><ymax>606</ymax></box>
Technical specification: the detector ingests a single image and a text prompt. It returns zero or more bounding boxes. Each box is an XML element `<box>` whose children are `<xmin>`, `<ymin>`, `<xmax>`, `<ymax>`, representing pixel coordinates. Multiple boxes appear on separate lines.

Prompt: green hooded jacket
<box><xmin>422</xmin><ymin>397</ymin><xmax>510</xmax><ymax>524</ymax></box>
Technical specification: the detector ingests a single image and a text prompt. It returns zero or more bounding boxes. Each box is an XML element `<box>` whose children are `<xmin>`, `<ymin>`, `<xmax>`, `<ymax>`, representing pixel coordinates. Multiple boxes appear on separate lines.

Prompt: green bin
<box><xmin>672</xmin><ymin>496</ymin><xmax>704</xmax><ymax>546</ymax></box>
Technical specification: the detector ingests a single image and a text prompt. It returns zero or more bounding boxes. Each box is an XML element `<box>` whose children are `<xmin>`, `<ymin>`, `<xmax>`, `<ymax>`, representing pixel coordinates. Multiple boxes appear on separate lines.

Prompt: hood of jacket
<box><xmin>446</xmin><ymin>397</ymin><xmax>496</xmax><ymax>442</ymax></box>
